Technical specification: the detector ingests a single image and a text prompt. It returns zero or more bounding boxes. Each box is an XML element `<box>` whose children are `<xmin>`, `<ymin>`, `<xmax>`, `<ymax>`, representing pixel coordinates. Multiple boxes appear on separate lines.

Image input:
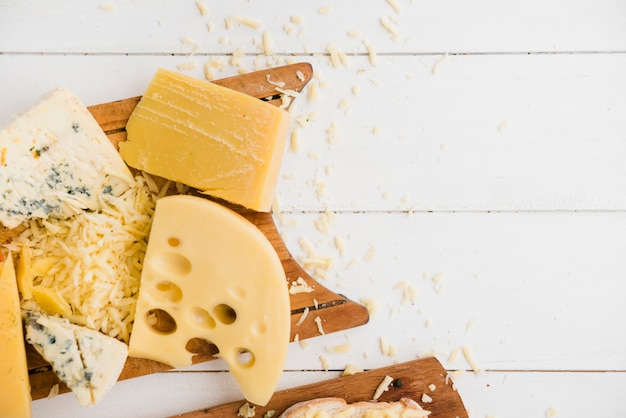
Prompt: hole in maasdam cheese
<box><xmin>154</xmin><ymin>280</ymin><xmax>183</xmax><ymax>303</ymax></box>
<box><xmin>185</xmin><ymin>338</ymin><xmax>219</xmax><ymax>358</ymax></box>
<box><xmin>150</xmin><ymin>251</ymin><xmax>192</xmax><ymax>276</ymax></box>
<box><xmin>236</xmin><ymin>348</ymin><xmax>255</xmax><ymax>368</ymax></box>
<box><xmin>146</xmin><ymin>308</ymin><xmax>177</xmax><ymax>335</ymax></box>
<box><xmin>191</xmin><ymin>306</ymin><xmax>216</xmax><ymax>329</ymax></box>
<box><xmin>214</xmin><ymin>303</ymin><xmax>237</xmax><ymax>324</ymax></box>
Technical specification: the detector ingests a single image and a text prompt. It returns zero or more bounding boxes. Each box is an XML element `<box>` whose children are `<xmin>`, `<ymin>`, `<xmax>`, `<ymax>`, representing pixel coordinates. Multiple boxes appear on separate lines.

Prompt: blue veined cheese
<box><xmin>0</xmin><ymin>88</ymin><xmax>133</xmax><ymax>229</ymax></box>
<box><xmin>24</xmin><ymin>311</ymin><xmax>128</xmax><ymax>407</ymax></box>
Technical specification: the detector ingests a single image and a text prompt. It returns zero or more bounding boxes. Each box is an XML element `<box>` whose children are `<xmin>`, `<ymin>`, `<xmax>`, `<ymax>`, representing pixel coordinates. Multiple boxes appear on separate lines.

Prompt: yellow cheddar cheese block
<box><xmin>0</xmin><ymin>254</ymin><xmax>32</xmax><ymax>418</ymax></box>
<box><xmin>128</xmin><ymin>195</ymin><xmax>290</xmax><ymax>406</ymax></box>
<box><xmin>119</xmin><ymin>69</ymin><xmax>290</xmax><ymax>212</ymax></box>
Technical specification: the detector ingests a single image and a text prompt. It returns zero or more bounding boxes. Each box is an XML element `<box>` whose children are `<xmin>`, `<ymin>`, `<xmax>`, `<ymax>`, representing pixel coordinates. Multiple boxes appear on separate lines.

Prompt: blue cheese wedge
<box><xmin>23</xmin><ymin>311</ymin><xmax>128</xmax><ymax>407</ymax></box>
<box><xmin>0</xmin><ymin>88</ymin><xmax>133</xmax><ymax>229</ymax></box>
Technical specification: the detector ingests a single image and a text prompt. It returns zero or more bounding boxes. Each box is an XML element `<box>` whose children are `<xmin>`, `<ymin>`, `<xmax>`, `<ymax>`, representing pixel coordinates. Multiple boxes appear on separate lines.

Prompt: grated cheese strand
<box><xmin>18</xmin><ymin>175</ymin><xmax>156</xmax><ymax>343</ymax></box>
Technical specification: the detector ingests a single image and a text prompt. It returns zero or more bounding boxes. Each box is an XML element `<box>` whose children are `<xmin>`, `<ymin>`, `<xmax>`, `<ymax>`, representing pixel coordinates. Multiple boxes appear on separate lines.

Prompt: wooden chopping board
<box><xmin>14</xmin><ymin>62</ymin><xmax>370</xmax><ymax>399</ymax></box>
<box><xmin>174</xmin><ymin>357</ymin><xmax>469</xmax><ymax>417</ymax></box>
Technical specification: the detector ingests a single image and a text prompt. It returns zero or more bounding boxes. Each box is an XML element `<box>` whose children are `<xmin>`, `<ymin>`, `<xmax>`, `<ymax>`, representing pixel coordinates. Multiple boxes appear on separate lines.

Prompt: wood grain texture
<box><xmin>175</xmin><ymin>357</ymin><xmax>468</xmax><ymax>417</ymax></box>
<box><xmin>25</xmin><ymin>62</ymin><xmax>369</xmax><ymax>400</ymax></box>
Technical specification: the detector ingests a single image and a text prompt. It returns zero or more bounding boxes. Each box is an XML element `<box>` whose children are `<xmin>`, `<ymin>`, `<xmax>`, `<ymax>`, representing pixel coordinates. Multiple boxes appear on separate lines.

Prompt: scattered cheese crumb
<box><xmin>372</xmin><ymin>375</ymin><xmax>394</xmax><ymax>400</ymax></box>
<box><xmin>364</xmin><ymin>244</ymin><xmax>377</xmax><ymax>262</ymax></box>
<box><xmin>386</xmin><ymin>0</ymin><xmax>402</xmax><ymax>14</ymax></box>
<box><xmin>327</xmin><ymin>121</ymin><xmax>342</xmax><ymax>144</ymax></box>
<box><xmin>181</xmin><ymin>36</ymin><xmax>200</xmax><ymax>55</ymax></box>
<box><xmin>291</xmin><ymin>15</ymin><xmax>303</xmax><ymax>24</ymax></box>
<box><xmin>364</xmin><ymin>40</ymin><xmax>379</xmax><ymax>66</ymax></box>
<box><xmin>289</xmin><ymin>128</ymin><xmax>300</xmax><ymax>153</ymax></box>
<box><xmin>327</xmin><ymin>342</ymin><xmax>352</xmax><ymax>354</ymax></box>
<box><xmin>421</xmin><ymin>393</ymin><xmax>432</xmax><ymax>403</ymax></box>
<box><xmin>462</xmin><ymin>345</ymin><xmax>482</xmax><ymax>374</ymax></box>
<box><xmin>195</xmin><ymin>0</ymin><xmax>208</xmax><ymax>16</ymax></box>
<box><xmin>314</xmin><ymin>316</ymin><xmax>326</xmax><ymax>335</ymax></box>
<box><xmin>295</xmin><ymin>307</ymin><xmax>310</xmax><ymax>326</ymax></box>
<box><xmin>99</xmin><ymin>3</ymin><xmax>116</xmax><ymax>11</ymax></box>
<box><xmin>319</xmin><ymin>6</ymin><xmax>332</xmax><ymax>15</ymax></box>
<box><xmin>380</xmin><ymin>336</ymin><xmax>390</xmax><ymax>355</ymax></box>
<box><xmin>308</xmin><ymin>81</ymin><xmax>321</xmax><ymax>102</ymax></box>
<box><xmin>380</xmin><ymin>16</ymin><xmax>400</xmax><ymax>41</ymax></box>
<box><xmin>497</xmin><ymin>120</ymin><xmax>510</xmax><ymax>132</ymax></box>
<box><xmin>227</xmin><ymin>15</ymin><xmax>262</xmax><ymax>29</ymax></box>
<box><xmin>326</xmin><ymin>44</ymin><xmax>349</xmax><ymax>68</ymax></box>
<box><xmin>320</xmin><ymin>355</ymin><xmax>330</xmax><ymax>371</ymax></box>
<box><xmin>262</xmin><ymin>31</ymin><xmax>273</xmax><ymax>56</ymax></box>
<box><xmin>360</xmin><ymin>297</ymin><xmax>381</xmax><ymax>316</ymax></box>
<box><xmin>546</xmin><ymin>407</ymin><xmax>559</xmax><ymax>417</ymax></box>
<box><xmin>342</xmin><ymin>364</ymin><xmax>364</xmax><ymax>376</ymax></box>
<box><xmin>203</xmin><ymin>61</ymin><xmax>215</xmax><ymax>80</ymax></box>
<box><xmin>466</xmin><ymin>319</ymin><xmax>476</xmax><ymax>334</ymax></box>
<box><xmin>428</xmin><ymin>384</ymin><xmax>437</xmax><ymax>392</ymax></box>
<box><xmin>177</xmin><ymin>60</ymin><xmax>197</xmax><ymax>71</ymax></box>
<box><xmin>334</xmin><ymin>235</ymin><xmax>346</xmax><ymax>257</ymax></box>
<box><xmin>432</xmin><ymin>54</ymin><xmax>448</xmax><ymax>75</ymax></box>
<box><xmin>447</xmin><ymin>347</ymin><xmax>461</xmax><ymax>364</ymax></box>
<box><xmin>237</xmin><ymin>402</ymin><xmax>256</xmax><ymax>417</ymax></box>
<box><xmin>289</xmin><ymin>277</ymin><xmax>314</xmax><ymax>294</ymax></box>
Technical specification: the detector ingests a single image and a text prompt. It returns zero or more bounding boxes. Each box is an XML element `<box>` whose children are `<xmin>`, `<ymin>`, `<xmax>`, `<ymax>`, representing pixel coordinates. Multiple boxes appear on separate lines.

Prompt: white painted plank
<box><xmin>31</xmin><ymin>369</ymin><xmax>626</xmax><ymax>418</ymax></box>
<box><xmin>270</xmin><ymin>211</ymin><xmax>626</xmax><ymax>372</ymax></box>
<box><xmin>2</xmin><ymin>0</ymin><xmax>626</xmax><ymax>54</ymax></box>
<box><xmin>1</xmin><ymin>53</ymin><xmax>625</xmax><ymax>211</ymax></box>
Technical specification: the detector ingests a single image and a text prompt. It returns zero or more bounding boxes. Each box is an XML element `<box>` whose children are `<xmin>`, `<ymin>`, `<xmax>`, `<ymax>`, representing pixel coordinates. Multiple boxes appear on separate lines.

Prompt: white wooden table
<box><xmin>2</xmin><ymin>1</ymin><xmax>626</xmax><ymax>417</ymax></box>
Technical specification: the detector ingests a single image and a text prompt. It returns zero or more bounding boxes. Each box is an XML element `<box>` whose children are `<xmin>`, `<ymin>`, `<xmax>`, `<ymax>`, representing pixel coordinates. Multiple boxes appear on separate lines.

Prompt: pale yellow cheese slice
<box><xmin>128</xmin><ymin>195</ymin><xmax>290</xmax><ymax>406</ymax></box>
<box><xmin>119</xmin><ymin>68</ymin><xmax>290</xmax><ymax>212</ymax></box>
<box><xmin>0</xmin><ymin>254</ymin><xmax>32</xmax><ymax>418</ymax></box>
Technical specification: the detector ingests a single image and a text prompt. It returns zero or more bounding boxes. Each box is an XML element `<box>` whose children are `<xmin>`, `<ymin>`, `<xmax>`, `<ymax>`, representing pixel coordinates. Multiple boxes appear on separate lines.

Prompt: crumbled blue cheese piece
<box><xmin>0</xmin><ymin>88</ymin><xmax>133</xmax><ymax>228</ymax></box>
<box><xmin>24</xmin><ymin>311</ymin><xmax>128</xmax><ymax>407</ymax></box>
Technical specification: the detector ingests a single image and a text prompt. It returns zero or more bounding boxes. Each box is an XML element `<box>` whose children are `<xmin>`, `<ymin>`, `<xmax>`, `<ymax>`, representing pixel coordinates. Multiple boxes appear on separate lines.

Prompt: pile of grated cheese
<box><xmin>14</xmin><ymin>174</ymin><xmax>157</xmax><ymax>343</ymax></box>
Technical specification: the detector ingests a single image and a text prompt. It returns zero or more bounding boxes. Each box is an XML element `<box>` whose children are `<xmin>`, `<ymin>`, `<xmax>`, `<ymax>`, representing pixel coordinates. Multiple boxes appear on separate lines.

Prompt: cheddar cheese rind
<box><xmin>120</xmin><ymin>69</ymin><xmax>290</xmax><ymax>212</ymax></box>
<box><xmin>128</xmin><ymin>195</ymin><xmax>291</xmax><ymax>406</ymax></box>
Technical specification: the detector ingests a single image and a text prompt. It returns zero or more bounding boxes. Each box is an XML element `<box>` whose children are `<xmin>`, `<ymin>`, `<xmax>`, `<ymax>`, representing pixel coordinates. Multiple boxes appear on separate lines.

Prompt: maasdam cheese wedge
<box><xmin>128</xmin><ymin>195</ymin><xmax>290</xmax><ymax>406</ymax></box>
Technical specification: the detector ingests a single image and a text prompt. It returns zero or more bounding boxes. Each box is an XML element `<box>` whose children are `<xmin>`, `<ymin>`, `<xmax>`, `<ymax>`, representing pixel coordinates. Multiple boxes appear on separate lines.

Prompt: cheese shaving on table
<box><xmin>195</xmin><ymin>0</ymin><xmax>208</xmax><ymax>16</ymax></box>
<box><xmin>226</xmin><ymin>16</ymin><xmax>262</xmax><ymax>29</ymax></box>
<box><xmin>326</xmin><ymin>342</ymin><xmax>352</xmax><ymax>354</ymax></box>
<box><xmin>15</xmin><ymin>175</ymin><xmax>156</xmax><ymax>343</ymax></box>
<box><xmin>462</xmin><ymin>345</ymin><xmax>482</xmax><ymax>374</ymax></box>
